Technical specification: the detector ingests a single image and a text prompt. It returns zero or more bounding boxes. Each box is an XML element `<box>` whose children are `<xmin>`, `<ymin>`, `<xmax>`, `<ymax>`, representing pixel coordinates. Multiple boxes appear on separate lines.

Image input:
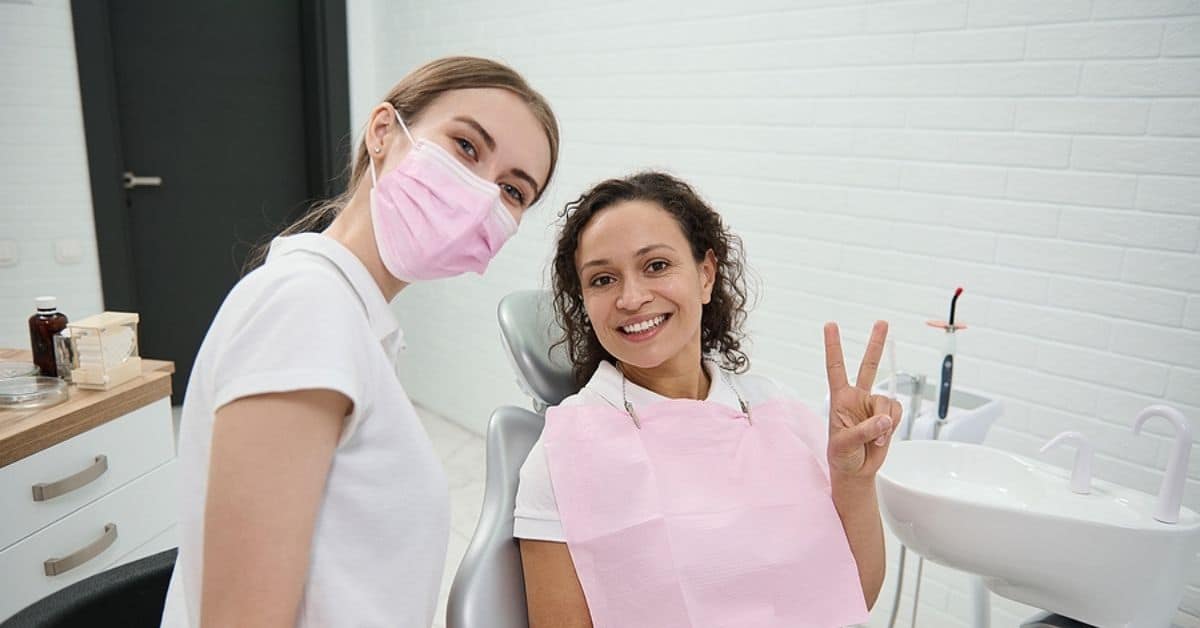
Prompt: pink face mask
<box><xmin>368</xmin><ymin>110</ymin><xmax>518</xmax><ymax>282</ymax></box>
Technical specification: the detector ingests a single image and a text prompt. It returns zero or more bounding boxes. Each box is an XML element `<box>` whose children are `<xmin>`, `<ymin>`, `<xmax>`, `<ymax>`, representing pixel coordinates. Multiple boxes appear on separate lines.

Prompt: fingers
<box><xmin>872</xmin><ymin>395</ymin><xmax>891</xmax><ymax>446</ymax></box>
<box><xmin>832</xmin><ymin>394</ymin><xmax>897</xmax><ymax>429</ymax></box>
<box><xmin>868</xmin><ymin>400</ymin><xmax>903</xmax><ymax>466</ymax></box>
<box><xmin>864</xmin><ymin>419</ymin><xmax>894</xmax><ymax>472</ymax></box>
<box><xmin>831</xmin><ymin>413</ymin><xmax>893</xmax><ymax>453</ymax></box>
<box><xmin>824</xmin><ymin>322</ymin><xmax>849</xmax><ymax>393</ymax></box>
<box><xmin>854</xmin><ymin>320</ymin><xmax>889</xmax><ymax>392</ymax></box>
<box><xmin>829</xmin><ymin>394</ymin><xmax>900</xmax><ymax>475</ymax></box>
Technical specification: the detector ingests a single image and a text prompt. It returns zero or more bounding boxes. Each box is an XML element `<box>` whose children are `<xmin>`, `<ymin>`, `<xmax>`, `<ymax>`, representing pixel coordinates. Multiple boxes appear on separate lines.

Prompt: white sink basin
<box><xmin>877</xmin><ymin>440</ymin><xmax>1200</xmax><ymax>627</ymax></box>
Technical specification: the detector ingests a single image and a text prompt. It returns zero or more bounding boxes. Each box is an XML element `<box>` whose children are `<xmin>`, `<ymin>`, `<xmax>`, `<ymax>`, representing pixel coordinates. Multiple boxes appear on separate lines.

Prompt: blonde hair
<box><xmin>246</xmin><ymin>56</ymin><xmax>559</xmax><ymax>271</ymax></box>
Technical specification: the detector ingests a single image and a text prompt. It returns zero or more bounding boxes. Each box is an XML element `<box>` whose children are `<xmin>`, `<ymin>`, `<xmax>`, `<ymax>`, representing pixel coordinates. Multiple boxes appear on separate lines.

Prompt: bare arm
<box><xmin>200</xmin><ymin>389</ymin><xmax>350</xmax><ymax>628</ymax></box>
<box><xmin>823</xmin><ymin>321</ymin><xmax>900</xmax><ymax>609</ymax></box>
<box><xmin>832</xmin><ymin>475</ymin><xmax>886</xmax><ymax>608</ymax></box>
<box><xmin>519</xmin><ymin>539</ymin><xmax>593</xmax><ymax>628</ymax></box>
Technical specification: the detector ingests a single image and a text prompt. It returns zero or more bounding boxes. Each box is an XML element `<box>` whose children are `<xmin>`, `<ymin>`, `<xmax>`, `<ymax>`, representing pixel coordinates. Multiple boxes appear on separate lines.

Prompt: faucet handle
<box><xmin>1133</xmin><ymin>405</ymin><xmax>1193</xmax><ymax>524</ymax></box>
<box><xmin>1040</xmin><ymin>431</ymin><xmax>1093</xmax><ymax>494</ymax></box>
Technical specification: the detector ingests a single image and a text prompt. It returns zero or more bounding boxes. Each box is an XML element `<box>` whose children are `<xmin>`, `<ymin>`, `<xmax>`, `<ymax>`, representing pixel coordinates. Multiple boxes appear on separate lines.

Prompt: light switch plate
<box><xmin>0</xmin><ymin>239</ymin><xmax>18</xmax><ymax>267</ymax></box>
<box><xmin>54</xmin><ymin>239</ymin><xmax>83</xmax><ymax>265</ymax></box>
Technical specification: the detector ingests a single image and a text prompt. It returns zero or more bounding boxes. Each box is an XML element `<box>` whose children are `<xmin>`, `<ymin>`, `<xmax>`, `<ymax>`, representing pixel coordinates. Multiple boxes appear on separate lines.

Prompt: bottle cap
<box><xmin>35</xmin><ymin>296</ymin><xmax>57</xmax><ymax>311</ymax></box>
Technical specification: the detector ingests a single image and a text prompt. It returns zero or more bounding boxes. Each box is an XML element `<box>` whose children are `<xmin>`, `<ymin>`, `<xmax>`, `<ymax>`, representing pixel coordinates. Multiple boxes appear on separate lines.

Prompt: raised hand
<box><xmin>823</xmin><ymin>321</ymin><xmax>902</xmax><ymax>479</ymax></box>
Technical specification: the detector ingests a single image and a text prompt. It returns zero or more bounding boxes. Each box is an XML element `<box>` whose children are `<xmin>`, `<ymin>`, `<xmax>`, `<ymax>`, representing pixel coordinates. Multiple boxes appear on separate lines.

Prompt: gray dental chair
<box><xmin>446</xmin><ymin>290</ymin><xmax>577</xmax><ymax>628</ymax></box>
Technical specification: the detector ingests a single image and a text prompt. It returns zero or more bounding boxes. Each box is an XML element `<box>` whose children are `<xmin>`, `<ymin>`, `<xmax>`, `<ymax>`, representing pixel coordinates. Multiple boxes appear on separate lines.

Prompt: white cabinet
<box><xmin>0</xmin><ymin>397</ymin><xmax>177</xmax><ymax>620</ymax></box>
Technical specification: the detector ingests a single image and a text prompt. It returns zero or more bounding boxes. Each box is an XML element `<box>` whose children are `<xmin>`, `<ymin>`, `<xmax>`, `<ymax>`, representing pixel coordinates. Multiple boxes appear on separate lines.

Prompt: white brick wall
<box><xmin>353</xmin><ymin>1</ymin><xmax>1200</xmax><ymax>625</ymax></box>
<box><xmin>0</xmin><ymin>0</ymin><xmax>105</xmax><ymax>351</ymax></box>
<box><xmin>4</xmin><ymin>0</ymin><xmax>1195</xmax><ymax>625</ymax></box>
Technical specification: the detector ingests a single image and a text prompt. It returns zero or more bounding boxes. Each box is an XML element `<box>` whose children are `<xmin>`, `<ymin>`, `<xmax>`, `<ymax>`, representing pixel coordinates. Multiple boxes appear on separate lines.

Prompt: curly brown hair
<box><xmin>551</xmin><ymin>171</ymin><xmax>751</xmax><ymax>385</ymax></box>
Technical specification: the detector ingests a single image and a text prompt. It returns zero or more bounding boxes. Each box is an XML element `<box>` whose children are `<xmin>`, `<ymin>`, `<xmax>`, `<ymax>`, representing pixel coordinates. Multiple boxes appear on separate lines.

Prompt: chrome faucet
<box><xmin>891</xmin><ymin>372</ymin><xmax>926</xmax><ymax>440</ymax></box>
<box><xmin>1133</xmin><ymin>405</ymin><xmax>1194</xmax><ymax>524</ymax></box>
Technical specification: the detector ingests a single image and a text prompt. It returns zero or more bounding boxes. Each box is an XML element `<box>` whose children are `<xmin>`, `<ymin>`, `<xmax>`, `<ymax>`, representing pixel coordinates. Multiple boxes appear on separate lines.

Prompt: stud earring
<box><xmin>373</xmin><ymin>146</ymin><xmax>382</xmax><ymax>154</ymax></box>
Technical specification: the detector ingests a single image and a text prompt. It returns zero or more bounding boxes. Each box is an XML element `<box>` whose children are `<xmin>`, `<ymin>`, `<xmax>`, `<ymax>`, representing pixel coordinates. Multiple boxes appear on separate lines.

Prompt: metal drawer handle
<box><xmin>32</xmin><ymin>455</ymin><xmax>109</xmax><ymax>502</ymax></box>
<box><xmin>43</xmin><ymin>523</ymin><xmax>118</xmax><ymax>576</ymax></box>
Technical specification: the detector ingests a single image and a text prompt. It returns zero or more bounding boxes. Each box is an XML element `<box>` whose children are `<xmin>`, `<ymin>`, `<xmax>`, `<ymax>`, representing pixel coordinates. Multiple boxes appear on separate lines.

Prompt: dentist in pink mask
<box><xmin>161</xmin><ymin>57</ymin><xmax>558</xmax><ymax>628</ymax></box>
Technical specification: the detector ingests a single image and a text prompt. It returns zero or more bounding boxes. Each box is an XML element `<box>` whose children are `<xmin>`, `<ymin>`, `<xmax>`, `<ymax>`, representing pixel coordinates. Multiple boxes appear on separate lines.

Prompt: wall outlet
<box><xmin>54</xmin><ymin>239</ymin><xmax>83</xmax><ymax>265</ymax></box>
<box><xmin>0</xmin><ymin>240</ymin><xmax>18</xmax><ymax>267</ymax></box>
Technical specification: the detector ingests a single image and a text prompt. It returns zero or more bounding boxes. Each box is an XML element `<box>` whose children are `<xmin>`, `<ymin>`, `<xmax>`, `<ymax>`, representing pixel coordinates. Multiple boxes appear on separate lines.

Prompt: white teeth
<box><xmin>622</xmin><ymin>315</ymin><xmax>665</xmax><ymax>334</ymax></box>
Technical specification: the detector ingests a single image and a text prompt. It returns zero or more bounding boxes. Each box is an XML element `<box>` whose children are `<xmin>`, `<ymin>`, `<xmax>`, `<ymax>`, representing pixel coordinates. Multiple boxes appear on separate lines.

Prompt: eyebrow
<box><xmin>580</xmin><ymin>243</ymin><xmax>676</xmax><ymax>271</ymax></box>
<box><xmin>454</xmin><ymin>116</ymin><xmax>495</xmax><ymax>151</ymax></box>
<box><xmin>454</xmin><ymin>115</ymin><xmax>543</xmax><ymax>201</ymax></box>
<box><xmin>508</xmin><ymin>168</ymin><xmax>542</xmax><ymax>200</ymax></box>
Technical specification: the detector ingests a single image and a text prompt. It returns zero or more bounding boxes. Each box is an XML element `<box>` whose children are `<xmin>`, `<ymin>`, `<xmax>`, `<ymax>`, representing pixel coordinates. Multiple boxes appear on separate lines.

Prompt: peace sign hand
<box><xmin>824</xmin><ymin>321</ymin><xmax>902</xmax><ymax>479</ymax></box>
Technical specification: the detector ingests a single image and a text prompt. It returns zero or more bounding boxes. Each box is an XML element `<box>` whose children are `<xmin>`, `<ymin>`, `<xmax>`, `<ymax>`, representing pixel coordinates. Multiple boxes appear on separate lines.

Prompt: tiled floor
<box><xmin>414</xmin><ymin>404</ymin><xmax>488</xmax><ymax>628</ymax></box>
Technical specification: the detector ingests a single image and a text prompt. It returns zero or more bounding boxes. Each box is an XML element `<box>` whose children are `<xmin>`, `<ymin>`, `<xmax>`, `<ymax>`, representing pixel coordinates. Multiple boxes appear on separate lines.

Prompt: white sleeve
<box><xmin>208</xmin><ymin>264</ymin><xmax>370</xmax><ymax>448</ymax></box>
<box><xmin>513</xmin><ymin>437</ymin><xmax>565</xmax><ymax>542</ymax></box>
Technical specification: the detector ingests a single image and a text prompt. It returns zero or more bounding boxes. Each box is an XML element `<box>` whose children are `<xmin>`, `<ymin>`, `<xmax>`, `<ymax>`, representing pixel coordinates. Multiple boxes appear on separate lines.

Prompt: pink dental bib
<box><xmin>542</xmin><ymin>396</ymin><xmax>869</xmax><ymax>628</ymax></box>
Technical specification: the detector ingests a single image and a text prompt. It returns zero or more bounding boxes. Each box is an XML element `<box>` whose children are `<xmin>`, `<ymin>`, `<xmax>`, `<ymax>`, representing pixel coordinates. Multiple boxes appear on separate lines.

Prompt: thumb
<box><xmin>830</xmin><ymin>413</ymin><xmax>892</xmax><ymax>453</ymax></box>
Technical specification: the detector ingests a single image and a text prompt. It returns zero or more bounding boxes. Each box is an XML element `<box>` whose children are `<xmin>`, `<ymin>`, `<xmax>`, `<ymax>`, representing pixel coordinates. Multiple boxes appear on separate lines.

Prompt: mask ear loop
<box><xmin>369</xmin><ymin>151</ymin><xmax>378</xmax><ymax>189</ymax></box>
<box><xmin>368</xmin><ymin>107</ymin><xmax>418</xmax><ymax>189</ymax></box>
<box><xmin>394</xmin><ymin>108</ymin><xmax>416</xmax><ymax>145</ymax></box>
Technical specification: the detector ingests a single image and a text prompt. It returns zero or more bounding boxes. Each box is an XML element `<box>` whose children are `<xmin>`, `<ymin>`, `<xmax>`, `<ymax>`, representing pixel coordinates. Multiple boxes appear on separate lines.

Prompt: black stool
<box><xmin>2</xmin><ymin>548</ymin><xmax>177</xmax><ymax>628</ymax></box>
<box><xmin>1021</xmin><ymin>612</ymin><xmax>1097</xmax><ymax>627</ymax></box>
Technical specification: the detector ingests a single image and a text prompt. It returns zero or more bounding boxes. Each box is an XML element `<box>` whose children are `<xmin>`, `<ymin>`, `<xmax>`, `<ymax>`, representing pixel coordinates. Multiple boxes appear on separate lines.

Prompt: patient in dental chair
<box><xmin>514</xmin><ymin>171</ymin><xmax>901</xmax><ymax>628</ymax></box>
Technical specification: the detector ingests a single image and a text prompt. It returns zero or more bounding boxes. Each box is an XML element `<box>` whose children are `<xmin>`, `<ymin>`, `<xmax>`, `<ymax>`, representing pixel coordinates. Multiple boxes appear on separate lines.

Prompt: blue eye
<box><xmin>501</xmin><ymin>183</ymin><xmax>525</xmax><ymax>205</ymax></box>
<box><xmin>456</xmin><ymin>138</ymin><xmax>477</xmax><ymax>160</ymax></box>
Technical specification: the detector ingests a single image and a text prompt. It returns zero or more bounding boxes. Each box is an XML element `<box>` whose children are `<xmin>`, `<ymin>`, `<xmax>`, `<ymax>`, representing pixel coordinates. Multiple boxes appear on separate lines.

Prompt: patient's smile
<box><xmin>619</xmin><ymin>313</ymin><xmax>670</xmax><ymax>339</ymax></box>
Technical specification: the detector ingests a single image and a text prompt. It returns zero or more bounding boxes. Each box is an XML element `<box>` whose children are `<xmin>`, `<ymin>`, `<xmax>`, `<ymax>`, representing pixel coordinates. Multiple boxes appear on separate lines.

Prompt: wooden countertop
<box><xmin>0</xmin><ymin>349</ymin><xmax>174</xmax><ymax>468</ymax></box>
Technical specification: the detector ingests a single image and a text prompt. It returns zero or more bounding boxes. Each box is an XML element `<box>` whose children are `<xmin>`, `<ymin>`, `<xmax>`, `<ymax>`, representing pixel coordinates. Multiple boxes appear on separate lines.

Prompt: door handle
<box><xmin>123</xmin><ymin>171</ymin><xmax>163</xmax><ymax>189</ymax></box>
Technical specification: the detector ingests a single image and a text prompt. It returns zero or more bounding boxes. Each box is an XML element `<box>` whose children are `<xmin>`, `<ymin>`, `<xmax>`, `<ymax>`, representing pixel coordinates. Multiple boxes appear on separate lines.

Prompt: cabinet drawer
<box><xmin>0</xmin><ymin>398</ymin><xmax>173</xmax><ymax>550</ymax></box>
<box><xmin>0</xmin><ymin>459</ymin><xmax>177</xmax><ymax>621</ymax></box>
<box><xmin>109</xmin><ymin>524</ymin><xmax>177</xmax><ymax>569</ymax></box>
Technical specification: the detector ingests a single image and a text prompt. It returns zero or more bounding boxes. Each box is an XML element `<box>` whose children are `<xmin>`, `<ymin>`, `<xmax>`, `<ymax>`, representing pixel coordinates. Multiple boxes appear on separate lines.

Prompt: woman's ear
<box><xmin>700</xmin><ymin>249</ymin><xmax>717</xmax><ymax>305</ymax></box>
<box><xmin>368</xmin><ymin>103</ymin><xmax>403</xmax><ymax>154</ymax></box>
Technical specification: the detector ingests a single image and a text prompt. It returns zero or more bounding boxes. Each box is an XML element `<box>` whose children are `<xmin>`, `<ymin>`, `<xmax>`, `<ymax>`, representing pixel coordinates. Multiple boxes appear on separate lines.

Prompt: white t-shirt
<box><xmin>161</xmin><ymin>233</ymin><xmax>450</xmax><ymax>628</ymax></box>
<box><xmin>513</xmin><ymin>360</ymin><xmax>815</xmax><ymax>542</ymax></box>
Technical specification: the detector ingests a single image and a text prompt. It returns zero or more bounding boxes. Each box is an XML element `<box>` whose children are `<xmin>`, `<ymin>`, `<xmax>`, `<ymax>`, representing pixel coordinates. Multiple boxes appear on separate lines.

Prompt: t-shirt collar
<box><xmin>585</xmin><ymin>359</ymin><xmax>741</xmax><ymax>411</ymax></box>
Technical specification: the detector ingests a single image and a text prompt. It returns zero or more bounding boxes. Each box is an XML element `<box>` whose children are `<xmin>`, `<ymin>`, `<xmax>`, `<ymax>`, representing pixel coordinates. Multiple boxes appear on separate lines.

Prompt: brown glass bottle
<box><xmin>29</xmin><ymin>296</ymin><xmax>68</xmax><ymax>377</ymax></box>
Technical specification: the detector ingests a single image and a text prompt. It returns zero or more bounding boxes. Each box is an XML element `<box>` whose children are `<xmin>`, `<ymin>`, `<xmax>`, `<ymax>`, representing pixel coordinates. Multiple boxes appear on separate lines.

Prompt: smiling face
<box><xmin>576</xmin><ymin>200</ymin><xmax>716</xmax><ymax>372</ymax></box>
<box><xmin>368</xmin><ymin>87</ymin><xmax>553</xmax><ymax>223</ymax></box>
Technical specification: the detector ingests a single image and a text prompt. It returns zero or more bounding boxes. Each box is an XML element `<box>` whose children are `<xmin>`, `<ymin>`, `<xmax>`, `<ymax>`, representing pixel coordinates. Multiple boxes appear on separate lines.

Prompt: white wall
<box><xmin>352</xmin><ymin>1</ymin><xmax>1200</xmax><ymax>625</ymax></box>
<box><xmin>0</xmin><ymin>0</ymin><xmax>105</xmax><ymax>350</ymax></box>
<box><xmin>2</xmin><ymin>0</ymin><xmax>1194</xmax><ymax>624</ymax></box>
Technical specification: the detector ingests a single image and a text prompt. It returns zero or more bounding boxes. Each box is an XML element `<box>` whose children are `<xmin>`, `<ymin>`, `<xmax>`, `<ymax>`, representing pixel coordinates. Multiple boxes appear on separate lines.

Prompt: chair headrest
<box><xmin>497</xmin><ymin>290</ymin><xmax>579</xmax><ymax>408</ymax></box>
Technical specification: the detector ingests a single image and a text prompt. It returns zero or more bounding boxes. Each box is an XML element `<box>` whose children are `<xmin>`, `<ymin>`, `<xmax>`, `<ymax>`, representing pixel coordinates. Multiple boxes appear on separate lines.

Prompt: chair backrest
<box><xmin>445</xmin><ymin>406</ymin><xmax>545</xmax><ymax>628</ymax></box>
<box><xmin>447</xmin><ymin>290</ymin><xmax>580</xmax><ymax>628</ymax></box>
<box><xmin>3</xmin><ymin>548</ymin><xmax>177</xmax><ymax>628</ymax></box>
<box><xmin>496</xmin><ymin>290</ymin><xmax>576</xmax><ymax>410</ymax></box>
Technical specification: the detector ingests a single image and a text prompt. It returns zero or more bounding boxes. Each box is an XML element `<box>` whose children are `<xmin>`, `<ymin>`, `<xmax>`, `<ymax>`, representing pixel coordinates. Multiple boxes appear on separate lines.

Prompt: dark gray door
<box><xmin>74</xmin><ymin>1</ymin><xmax>348</xmax><ymax>403</ymax></box>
